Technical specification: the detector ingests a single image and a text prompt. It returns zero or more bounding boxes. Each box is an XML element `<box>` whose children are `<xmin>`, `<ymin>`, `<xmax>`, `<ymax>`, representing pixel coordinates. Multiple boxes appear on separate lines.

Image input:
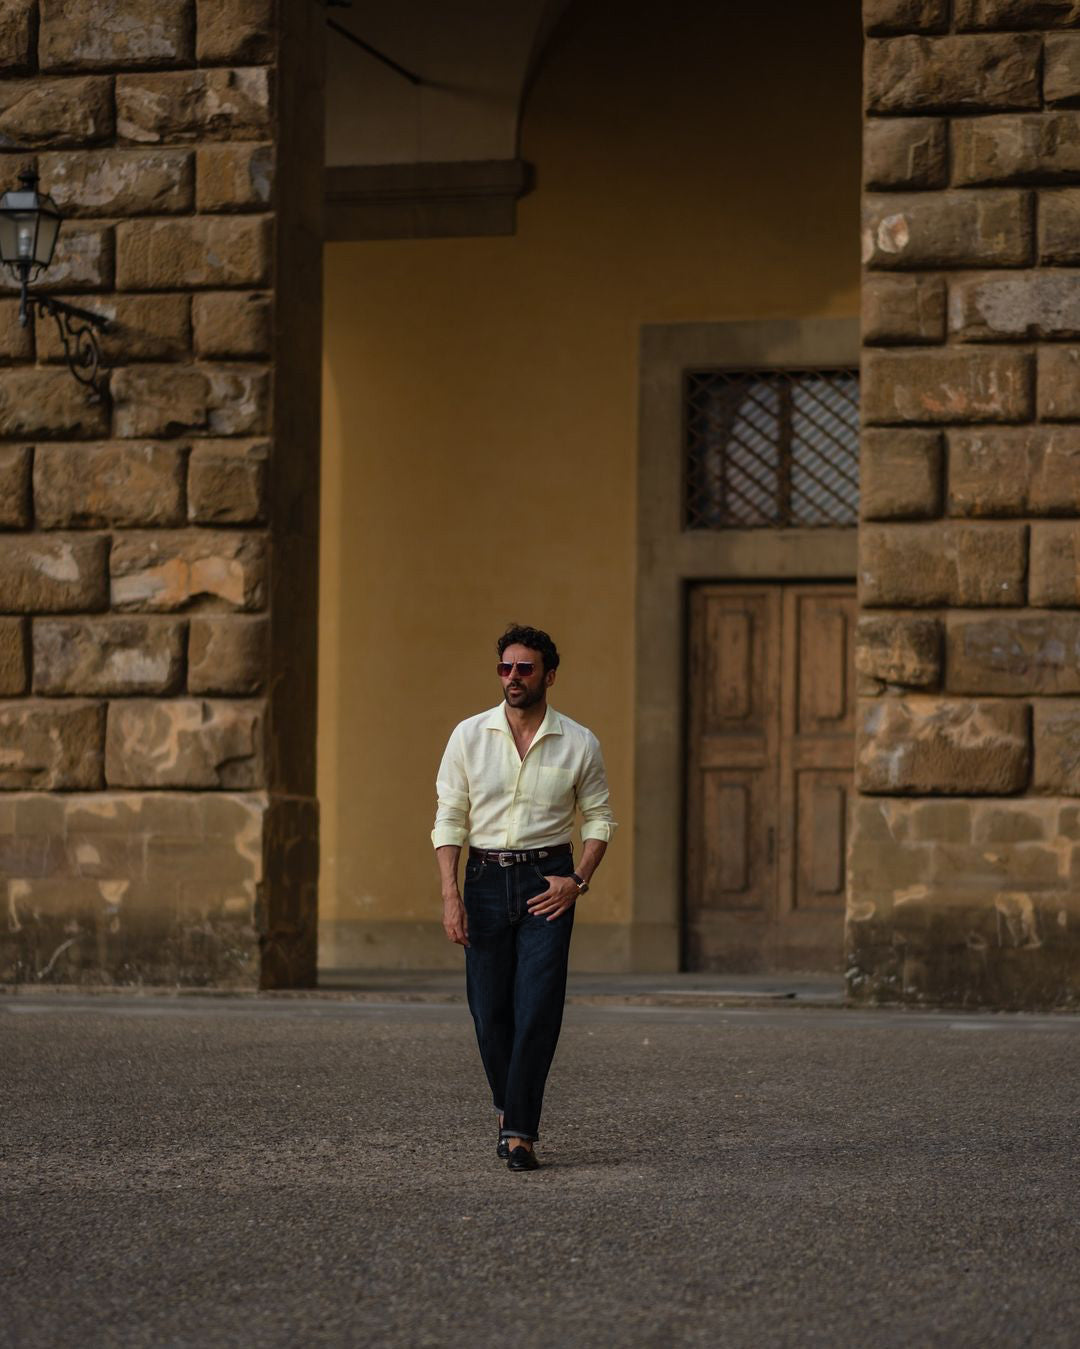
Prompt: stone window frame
<box><xmin>633</xmin><ymin>318</ymin><xmax>860</xmax><ymax>972</ymax></box>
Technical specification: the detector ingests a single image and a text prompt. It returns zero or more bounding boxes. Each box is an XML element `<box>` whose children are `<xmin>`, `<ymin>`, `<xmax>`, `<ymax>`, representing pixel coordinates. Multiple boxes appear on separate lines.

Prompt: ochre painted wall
<box><xmin>319</xmin><ymin>0</ymin><xmax>862</xmax><ymax>969</ymax></box>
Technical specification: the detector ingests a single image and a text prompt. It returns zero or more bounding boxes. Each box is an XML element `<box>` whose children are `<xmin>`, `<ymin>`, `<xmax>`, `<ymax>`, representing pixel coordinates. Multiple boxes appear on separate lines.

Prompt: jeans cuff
<box><xmin>499</xmin><ymin>1126</ymin><xmax>538</xmax><ymax>1143</ymax></box>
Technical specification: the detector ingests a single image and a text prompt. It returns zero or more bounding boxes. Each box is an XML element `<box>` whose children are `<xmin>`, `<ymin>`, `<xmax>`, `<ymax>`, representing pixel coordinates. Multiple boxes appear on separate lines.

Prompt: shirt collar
<box><xmin>483</xmin><ymin>703</ymin><xmax>564</xmax><ymax>743</ymax></box>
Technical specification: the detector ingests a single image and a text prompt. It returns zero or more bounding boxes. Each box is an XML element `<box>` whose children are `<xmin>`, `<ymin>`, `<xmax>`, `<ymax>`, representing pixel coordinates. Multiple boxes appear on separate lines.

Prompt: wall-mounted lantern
<box><xmin>0</xmin><ymin>170</ymin><xmax>110</xmax><ymax>401</ymax></box>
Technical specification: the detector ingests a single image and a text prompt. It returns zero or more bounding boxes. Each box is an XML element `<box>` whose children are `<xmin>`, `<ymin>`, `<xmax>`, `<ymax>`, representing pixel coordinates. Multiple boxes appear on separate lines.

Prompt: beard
<box><xmin>503</xmin><ymin>682</ymin><xmax>545</xmax><ymax>709</ymax></box>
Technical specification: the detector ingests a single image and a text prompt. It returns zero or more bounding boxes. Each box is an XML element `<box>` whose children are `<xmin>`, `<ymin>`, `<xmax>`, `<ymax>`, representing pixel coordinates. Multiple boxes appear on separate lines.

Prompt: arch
<box><xmin>324</xmin><ymin>0</ymin><xmax>572</xmax><ymax>240</ymax></box>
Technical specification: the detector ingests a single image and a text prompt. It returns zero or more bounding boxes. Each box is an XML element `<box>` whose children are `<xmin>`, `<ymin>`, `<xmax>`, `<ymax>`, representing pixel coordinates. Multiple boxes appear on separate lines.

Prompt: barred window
<box><xmin>684</xmin><ymin>369</ymin><xmax>860</xmax><ymax>530</ymax></box>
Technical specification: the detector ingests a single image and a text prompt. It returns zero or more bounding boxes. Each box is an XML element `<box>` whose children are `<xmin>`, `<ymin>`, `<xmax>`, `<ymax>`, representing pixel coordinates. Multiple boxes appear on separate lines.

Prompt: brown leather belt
<box><xmin>468</xmin><ymin>843</ymin><xmax>572</xmax><ymax>868</ymax></box>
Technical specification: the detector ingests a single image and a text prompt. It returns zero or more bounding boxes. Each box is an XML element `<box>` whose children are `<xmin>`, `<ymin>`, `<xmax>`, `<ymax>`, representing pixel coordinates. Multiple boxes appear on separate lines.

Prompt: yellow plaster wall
<box><xmin>318</xmin><ymin>0</ymin><xmax>862</xmax><ymax>969</ymax></box>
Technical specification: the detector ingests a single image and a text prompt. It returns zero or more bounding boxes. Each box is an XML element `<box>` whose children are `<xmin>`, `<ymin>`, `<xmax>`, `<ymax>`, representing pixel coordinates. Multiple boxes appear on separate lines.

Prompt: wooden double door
<box><xmin>685</xmin><ymin>582</ymin><xmax>856</xmax><ymax>972</ymax></box>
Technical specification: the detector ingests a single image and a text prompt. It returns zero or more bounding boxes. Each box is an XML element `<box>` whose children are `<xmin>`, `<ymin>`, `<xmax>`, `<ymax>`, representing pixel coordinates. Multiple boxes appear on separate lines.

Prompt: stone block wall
<box><xmin>852</xmin><ymin>0</ymin><xmax>1080</xmax><ymax>1007</ymax></box>
<box><xmin>0</xmin><ymin>0</ymin><xmax>322</xmax><ymax>988</ymax></box>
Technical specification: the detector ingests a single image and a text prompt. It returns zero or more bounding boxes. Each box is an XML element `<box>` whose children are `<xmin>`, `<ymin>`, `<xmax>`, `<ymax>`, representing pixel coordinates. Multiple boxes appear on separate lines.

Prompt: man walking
<box><xmin>432</xmin><ymin>624</ymin><xmax>616</xmax><ymax>1171</ymax></box>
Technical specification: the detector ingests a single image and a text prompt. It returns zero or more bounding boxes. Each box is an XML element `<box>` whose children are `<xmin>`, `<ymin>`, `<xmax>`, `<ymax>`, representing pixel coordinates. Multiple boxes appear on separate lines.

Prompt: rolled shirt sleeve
<box><xmin>431</xmin><ymin>727</ymin><xmax>470</xmax><ymax>849</ymax></box>
<box><xmin>577</xmin><ymin>732</ymin><xmax>617</xmax><ymax>843</ymax></box>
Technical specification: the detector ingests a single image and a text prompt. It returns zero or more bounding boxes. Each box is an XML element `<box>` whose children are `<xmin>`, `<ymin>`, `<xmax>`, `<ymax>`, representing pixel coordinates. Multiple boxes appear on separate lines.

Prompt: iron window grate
<box><xmin>685</xmin><ymin>368</ymin><xmax>860</xmax><ymax>530</ymax></box>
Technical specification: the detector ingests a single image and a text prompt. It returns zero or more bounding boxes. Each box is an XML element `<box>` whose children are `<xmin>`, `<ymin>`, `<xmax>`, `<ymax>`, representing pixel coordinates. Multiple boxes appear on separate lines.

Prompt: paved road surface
<box><xmin>3</xmin><ymin>994</ymin><xmax>1079</xmax><ymax>1347</ymax></box>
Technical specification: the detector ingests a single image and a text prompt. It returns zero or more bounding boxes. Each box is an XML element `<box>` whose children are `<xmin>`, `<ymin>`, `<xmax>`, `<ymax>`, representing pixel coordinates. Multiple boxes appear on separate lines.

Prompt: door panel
<box><xmin>779</xmin><ymin>585</ymin><xmax>857</xmax><ymax>957</ymax></box>
<box><xmin>690</xmin><ymin>590</ymin><xmax>776</xmax><ymax>971</ymax></box>
<box><xmin>794</xmin><ymin>770</ymin><xmax>851</xmax><ymax>911</ymax></box>
<box><xmin>700</xmin><ymin>771</ymin><xmax>772</xmax><ymax>910</ymax></box>
<box><xmin>686</xmin><ymin>581</ymin><xmax>856</xmax><ymax>972</ymax></box>
<box><xmin>700</xmin><ymin>591</ymin><xmax>774</xmax><ymax>741</ymax></box>
<box><xmin>686</xmin><ymin>587</ymin><xmax>780</xmax><ymax>969</ymax></box>
<box><xmin>794</xmin><ymin>591</ymin><xmax>855</xmax><ymax>737</ymax></box>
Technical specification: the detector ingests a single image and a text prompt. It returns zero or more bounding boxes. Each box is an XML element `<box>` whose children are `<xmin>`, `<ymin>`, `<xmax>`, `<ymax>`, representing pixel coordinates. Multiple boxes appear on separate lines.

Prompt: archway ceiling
<box><xmin>325</xmin><ymin>0</ymin><xmax>571</xmax><ymax>167</ymax></box>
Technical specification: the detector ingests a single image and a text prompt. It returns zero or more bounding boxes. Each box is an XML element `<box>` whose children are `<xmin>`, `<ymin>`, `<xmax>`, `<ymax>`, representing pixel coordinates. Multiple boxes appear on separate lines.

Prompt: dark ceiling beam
<box><xmin>325</xmin><ymin>160</ymin><xmax>533</xmax><ymax>241</ymax></box>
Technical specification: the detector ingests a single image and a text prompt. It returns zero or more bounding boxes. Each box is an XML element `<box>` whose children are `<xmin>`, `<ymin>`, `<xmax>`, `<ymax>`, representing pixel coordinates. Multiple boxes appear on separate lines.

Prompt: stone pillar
<box><xmin>851</xmin><ymin>0</ymin><xmax>1080</xmax><ymax>1008</ymax></box>
<box><xmin>0</xmin><ymin>0</ymin><xmax>322</xmax><ymax>988</ymax></box>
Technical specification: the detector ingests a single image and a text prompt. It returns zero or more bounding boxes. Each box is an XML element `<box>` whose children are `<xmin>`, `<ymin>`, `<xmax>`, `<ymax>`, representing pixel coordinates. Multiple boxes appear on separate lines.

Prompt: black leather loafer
<box><xmin>507</xmin><ymin>1146</ymin><xmax>539</xmax><ymax>1172</ymax></box>
<box><xmin>497</xmin><ymin>1135</ymin><xmax>510</xmax><ymax>1161</ymax></box>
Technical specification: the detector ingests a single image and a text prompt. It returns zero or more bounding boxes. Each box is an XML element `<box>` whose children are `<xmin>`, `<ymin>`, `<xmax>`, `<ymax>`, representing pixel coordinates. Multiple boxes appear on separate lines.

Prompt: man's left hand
<box><xmin>527</xmin><ymin>874</ymin><xmax>581</xmax><ymax>921</ymax></box>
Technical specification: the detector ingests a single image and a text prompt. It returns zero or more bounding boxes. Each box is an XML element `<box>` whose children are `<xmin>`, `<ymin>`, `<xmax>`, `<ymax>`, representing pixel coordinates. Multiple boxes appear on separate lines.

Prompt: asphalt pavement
<box><xmin>3</xmin><ymin>991</ymin><xmax>1079</xmax><ymax>1348</ymax></box>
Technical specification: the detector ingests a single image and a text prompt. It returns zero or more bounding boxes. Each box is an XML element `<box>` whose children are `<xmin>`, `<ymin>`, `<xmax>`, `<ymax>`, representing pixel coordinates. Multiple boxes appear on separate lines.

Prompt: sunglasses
<box><xmin>497</xmin><ymin>661</ymin><xmax>536</xmax><ymax>677</ymax></box>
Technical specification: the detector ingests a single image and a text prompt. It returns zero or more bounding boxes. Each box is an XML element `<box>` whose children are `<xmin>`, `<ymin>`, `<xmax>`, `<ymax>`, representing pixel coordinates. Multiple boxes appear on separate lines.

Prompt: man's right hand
<box><xmin>442</xmin><ymin>893</ymin><xmax>469</xmax><ymax>947</ymax></box>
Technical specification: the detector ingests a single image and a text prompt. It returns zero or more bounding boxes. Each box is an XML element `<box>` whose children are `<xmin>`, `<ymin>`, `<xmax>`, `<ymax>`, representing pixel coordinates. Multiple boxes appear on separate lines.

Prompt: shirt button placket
<box><xmin>507</xmin><ymin>748</ymin><xmax>524</xmax><ymax>920</ymax></box>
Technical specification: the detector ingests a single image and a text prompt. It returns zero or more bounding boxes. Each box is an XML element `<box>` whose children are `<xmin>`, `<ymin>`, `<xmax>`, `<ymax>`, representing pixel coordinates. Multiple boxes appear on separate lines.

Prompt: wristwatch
<box><xmin>572</xmin><ymin>872</ymin><xmax>589</xmax><ymax>895</ymax></box>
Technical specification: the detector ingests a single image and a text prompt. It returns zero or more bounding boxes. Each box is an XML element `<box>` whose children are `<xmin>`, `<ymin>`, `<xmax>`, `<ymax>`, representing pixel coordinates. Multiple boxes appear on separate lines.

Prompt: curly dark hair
<box><xmin>497</xmin><ymin>624</ymin><xmax>560</xmax><ymax>673</ymax></box>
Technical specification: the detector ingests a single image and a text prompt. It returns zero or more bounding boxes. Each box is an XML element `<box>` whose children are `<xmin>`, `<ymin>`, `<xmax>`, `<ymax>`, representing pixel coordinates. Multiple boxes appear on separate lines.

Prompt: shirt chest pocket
<box><xmin>533</xmin><ymin>766</ymin><xmax>574</xmax><ymax>807</ymax></box>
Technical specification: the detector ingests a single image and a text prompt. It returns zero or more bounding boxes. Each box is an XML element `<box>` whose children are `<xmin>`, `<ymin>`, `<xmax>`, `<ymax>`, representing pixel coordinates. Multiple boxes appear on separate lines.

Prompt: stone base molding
<box><xmin>1</xmin><ymin>792</ymin><xmax>317</xmax><ymax>989</ymax></box>
<box><xmin>319</xmin><ymin>919</ymin><xmax>677</xmax><ymax>975</ymax></box>
<box><xmin>848</xmin><ymin>796</ymin><xmax>1080</xmax><ymax>1010</ymax></box>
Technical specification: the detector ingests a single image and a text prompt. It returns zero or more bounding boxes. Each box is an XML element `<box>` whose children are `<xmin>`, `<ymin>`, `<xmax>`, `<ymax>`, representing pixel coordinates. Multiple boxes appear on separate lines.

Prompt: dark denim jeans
<box><xmin>462</xmin><ymin>849</ymin><xmax>576</xmax><ymax>1142</ymax></box>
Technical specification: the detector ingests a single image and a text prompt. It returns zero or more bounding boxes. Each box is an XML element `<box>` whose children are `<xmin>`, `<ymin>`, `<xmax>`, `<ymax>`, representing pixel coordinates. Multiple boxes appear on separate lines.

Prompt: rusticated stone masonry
<box><xmin>0</xmin><ymin>0</ymin><xmax>322</xmax><ymax>989</ymax></box>
<box><xmin>852</xmin><ymin>0</ymin><xmax>1080</xmax><ymax>1008</ymax></box>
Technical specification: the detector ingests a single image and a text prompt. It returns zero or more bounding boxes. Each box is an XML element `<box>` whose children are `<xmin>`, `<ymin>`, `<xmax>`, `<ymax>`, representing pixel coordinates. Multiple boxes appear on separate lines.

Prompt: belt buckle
<box><xmin>497</xmin><ymin>851</ymin><xmax>515</xmax><ymax>868</ymax></box>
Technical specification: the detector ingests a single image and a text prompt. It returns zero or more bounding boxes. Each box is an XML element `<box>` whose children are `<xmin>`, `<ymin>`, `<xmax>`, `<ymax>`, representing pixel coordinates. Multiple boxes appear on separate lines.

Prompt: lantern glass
<box><xmin>0</xmin><ymin>211</ymin><xmax>17</xmax><ymax>267</ymax></box>
<box><xmin>33</xmin><ymin>199</ymin><xmax>61</xmax><ymax>267</ymax></box>
<box><xmin>0</xmin><ymin>174</ymin><xmax>62</xmax><ymax>275</ymax></box>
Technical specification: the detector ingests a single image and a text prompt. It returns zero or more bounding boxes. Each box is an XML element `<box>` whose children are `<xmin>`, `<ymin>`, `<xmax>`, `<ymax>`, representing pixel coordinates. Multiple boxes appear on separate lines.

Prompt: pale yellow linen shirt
<box><xmin>431</xmin><ymin>703</ymin><xmax>617</xmax><ymax>851</ymax></box>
